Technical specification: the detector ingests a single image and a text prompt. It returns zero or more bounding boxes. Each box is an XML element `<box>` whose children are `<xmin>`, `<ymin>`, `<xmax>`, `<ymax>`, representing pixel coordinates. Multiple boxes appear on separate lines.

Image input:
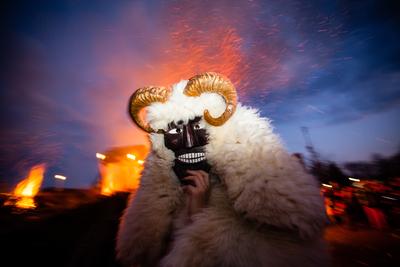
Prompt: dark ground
<box><xmin>0</xmin><ymin>189</ymin><xmax>127</xmax><ymax>267</ymax></box>
<box><xmin>1</xmin><ymin>190</ymin><xmax>399</xmax><ymax>267</ymax></box>
<box><xmin>325</xmin><ymin>225</ymin><xmax>400</xmax><ymax>267</ymax></box>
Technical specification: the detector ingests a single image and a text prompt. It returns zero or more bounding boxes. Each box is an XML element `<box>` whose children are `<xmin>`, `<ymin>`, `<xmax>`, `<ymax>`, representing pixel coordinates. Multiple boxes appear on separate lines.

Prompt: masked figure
<box><xmin>116</xmin><ymin>72</ymin><xmax>329</xmax><ymax>267</ymax></box>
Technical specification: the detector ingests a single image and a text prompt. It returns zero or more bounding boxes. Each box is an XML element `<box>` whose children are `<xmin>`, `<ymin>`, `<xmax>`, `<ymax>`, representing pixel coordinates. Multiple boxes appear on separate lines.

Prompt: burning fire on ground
<box><xmin>97</xmin><ymin>145</ymin><xmax>148</xmax><ymax>196</ymax></box>
<box><xmin>5</xmin><ymin>164</ymin><xmax>46</xmax><ymax>209</ymax></box>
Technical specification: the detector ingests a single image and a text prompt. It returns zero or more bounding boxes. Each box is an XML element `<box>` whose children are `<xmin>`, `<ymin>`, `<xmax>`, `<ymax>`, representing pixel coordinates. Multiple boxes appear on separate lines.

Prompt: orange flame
<box><xmin>98</xmin><ymin>146</ymin><xmax>148</xmax><ymax>196</ymax></box>
<box><xmin>13</xmin><ymin>164</ymin><xmax>46</xmax><ymax>209</ymax></box>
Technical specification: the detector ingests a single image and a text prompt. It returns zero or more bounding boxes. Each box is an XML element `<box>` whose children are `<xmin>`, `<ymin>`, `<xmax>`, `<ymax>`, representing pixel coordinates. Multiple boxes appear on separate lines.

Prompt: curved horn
<box><xmin>128</xmin><ymin>86</ymin><xmax>170</xmax><ymax>133</ymax></box>
<box><xmin>184</xmin><ymin>72</ymin><xmax>237</xmax><ymax>126</ymax></box>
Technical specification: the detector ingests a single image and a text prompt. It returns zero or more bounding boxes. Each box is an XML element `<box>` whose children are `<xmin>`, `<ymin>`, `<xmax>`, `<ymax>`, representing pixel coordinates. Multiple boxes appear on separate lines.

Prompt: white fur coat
<box><xmin>116</xmin><ymin>81</ymin><xmax>329</xmax><ymax>267</ymax></box>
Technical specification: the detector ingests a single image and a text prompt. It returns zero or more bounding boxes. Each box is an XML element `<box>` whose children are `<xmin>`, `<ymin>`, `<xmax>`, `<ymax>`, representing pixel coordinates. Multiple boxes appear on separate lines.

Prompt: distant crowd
<box><xmin>321</xmin><ymin>178</ymin><xmax>400</xmax><ymax>230</ymax></box>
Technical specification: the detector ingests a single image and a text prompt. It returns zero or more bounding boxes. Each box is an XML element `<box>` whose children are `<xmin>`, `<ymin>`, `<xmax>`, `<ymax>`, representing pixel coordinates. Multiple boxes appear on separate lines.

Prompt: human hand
<box><xmin>182</xmin><ymin>170</ymin><xmax>210</xmax><ymax>219</ymax></box>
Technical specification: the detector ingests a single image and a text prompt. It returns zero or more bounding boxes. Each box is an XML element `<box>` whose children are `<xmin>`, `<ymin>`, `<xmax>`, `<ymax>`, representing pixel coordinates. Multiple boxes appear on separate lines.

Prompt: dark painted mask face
<box><xmin>164</xmin><ymin>116</ymin><xmax>211</xmax><ymax>182</ymax></box>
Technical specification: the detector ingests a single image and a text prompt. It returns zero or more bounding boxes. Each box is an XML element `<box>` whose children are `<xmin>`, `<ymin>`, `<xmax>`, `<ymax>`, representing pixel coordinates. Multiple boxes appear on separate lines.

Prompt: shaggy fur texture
<box><xmin>116</xmin><ymin>80</ymin><xmax>329</xmax><ymax>267</ymax></box>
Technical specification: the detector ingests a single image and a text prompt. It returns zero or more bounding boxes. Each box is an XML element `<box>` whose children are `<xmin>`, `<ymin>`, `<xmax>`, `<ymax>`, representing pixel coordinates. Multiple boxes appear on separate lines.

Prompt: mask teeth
<box><xmin>177</xmin><ymin>153</ymin><xmax>206</xmax><ymax>163</ymax></box>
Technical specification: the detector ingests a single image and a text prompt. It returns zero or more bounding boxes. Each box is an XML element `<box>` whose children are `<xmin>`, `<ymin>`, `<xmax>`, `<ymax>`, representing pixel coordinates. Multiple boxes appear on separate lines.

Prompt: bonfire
<box><xmin>5</xmin><ymin>164</ymin><xmax>46</xmax><ymax>209</ymax></box>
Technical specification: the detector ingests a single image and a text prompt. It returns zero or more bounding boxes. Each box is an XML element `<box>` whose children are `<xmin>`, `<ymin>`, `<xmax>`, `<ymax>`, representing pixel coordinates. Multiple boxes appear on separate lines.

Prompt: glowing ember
<box><xmin>13</xmin><ymin>164</ymin><xmax>46</xmax><ymax>209</ymax></box>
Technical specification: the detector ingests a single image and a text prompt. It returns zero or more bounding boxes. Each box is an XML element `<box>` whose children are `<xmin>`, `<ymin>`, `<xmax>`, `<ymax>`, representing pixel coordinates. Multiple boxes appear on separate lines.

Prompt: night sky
<box><xmin>1</xmin><ymin>0</ymin><xmax>399</xmax><ymax>189</ymax></box>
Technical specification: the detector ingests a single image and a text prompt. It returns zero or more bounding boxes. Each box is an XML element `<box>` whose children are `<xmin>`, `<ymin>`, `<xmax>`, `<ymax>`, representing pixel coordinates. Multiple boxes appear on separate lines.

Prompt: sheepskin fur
<box><xmin>116</xmin><ymin>80</ymin><xmax>330</xmax><ymax>267</ymax></box>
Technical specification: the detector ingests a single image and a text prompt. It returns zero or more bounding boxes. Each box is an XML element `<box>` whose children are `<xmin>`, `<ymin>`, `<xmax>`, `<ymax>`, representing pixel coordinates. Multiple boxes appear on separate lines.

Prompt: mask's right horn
<box><xmin>183</xmin><ymin>72</ymin><xmax>237</xmax><ymax>126</ymax></box>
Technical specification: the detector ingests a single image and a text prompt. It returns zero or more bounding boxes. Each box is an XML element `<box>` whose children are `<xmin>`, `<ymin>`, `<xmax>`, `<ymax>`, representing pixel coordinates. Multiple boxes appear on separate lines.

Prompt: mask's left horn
<box><xmin>128</xmin><ymin>86</ymin><xmax>170</xmax><ymax>133</ymax></box>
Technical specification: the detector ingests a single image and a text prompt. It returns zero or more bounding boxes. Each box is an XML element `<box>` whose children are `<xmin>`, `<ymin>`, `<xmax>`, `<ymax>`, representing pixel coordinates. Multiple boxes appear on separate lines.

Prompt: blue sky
<box><xmin>1</xmin><ymin>0</ymin><xmax>399</xmax><ymax>189</ymax></box>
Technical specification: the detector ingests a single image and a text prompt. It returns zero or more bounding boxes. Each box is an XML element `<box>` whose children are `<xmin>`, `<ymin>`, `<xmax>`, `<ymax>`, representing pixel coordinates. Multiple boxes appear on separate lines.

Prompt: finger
<box><xmin>187</xmin><ymin>169</ymin><xmax>206</xmax><ymax>177</ymax></box>
<box><xmin>183</xmin><ymin>178</ymin><xmax>206</xmax><ymax>196</ymax></box>
<box><xmin>186</xmin><ymin>171</ymin><xmax>207</xmax><ymax>189</ymax></box>
<box><xmin>187</xmin><ymin>170</ymin><xmax>209</xmax><ymax>187</ymax></box>
<box><xmin>200</xmin><ymin>171</ymin><xmax>209</xmax><ymax>188</ymax></box>
<box><xmin>196</xmin><ymin>171</ymin><xmax>209</xmax><ymax>189</ymax></box>
<box><xmin>183</xmin><ymin>175</ymin><xmax>202</xmax><ymax>188</ymax></box>
<box><xmin>193</xmin><ymin>170</ymin><xmax>209</xmax><ymax>179</ymax></box>
<box><xmin>195</xmin><ymin>173</ymin><xmax>207</xmax><ymax>190</ymax></box>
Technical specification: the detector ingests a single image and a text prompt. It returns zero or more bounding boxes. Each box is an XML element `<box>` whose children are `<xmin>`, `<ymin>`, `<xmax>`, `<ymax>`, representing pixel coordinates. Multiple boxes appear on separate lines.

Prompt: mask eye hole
<box><xmin>193</xmin><ymin>122</ymin><xmax>205</xmax><ymax>130</ymax></box>
<box><xmin>168</xmin><ymin>128</ymin><xmax>182</xmax><ymax>134</ymax></box>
